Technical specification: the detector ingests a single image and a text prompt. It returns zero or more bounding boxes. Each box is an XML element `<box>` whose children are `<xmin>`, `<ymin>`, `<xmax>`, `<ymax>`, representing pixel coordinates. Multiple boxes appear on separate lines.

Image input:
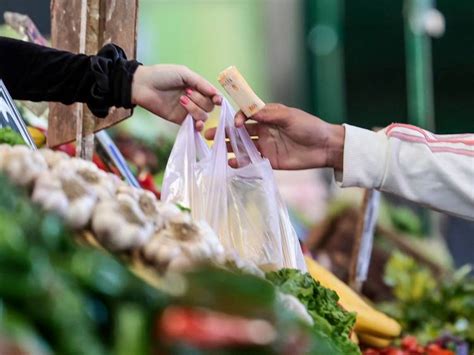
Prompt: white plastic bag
<box><xmin>162</xmin><ymin>99</ymin><xmax>306</xmax><ymax>271</ymax></box>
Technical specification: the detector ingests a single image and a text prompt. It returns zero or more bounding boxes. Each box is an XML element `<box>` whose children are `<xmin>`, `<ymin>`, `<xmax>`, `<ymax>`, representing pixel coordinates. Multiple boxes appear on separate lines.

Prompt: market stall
<box><xmin>0</xmin><ymin>2</ymin><xmax>473</xmax><ymax>355</ymax></box>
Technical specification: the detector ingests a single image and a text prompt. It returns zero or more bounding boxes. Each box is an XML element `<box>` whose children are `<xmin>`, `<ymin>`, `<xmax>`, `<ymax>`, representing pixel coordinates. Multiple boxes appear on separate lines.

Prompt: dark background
<box><xmin>0</xmin><ymin>0</ymin><xmax>50</xmax><ymax>35</ymax></box>
<box><xmin>344</xmin><ymin>0</ymin><xmax>474</xmax><ymax>133</ymax></box>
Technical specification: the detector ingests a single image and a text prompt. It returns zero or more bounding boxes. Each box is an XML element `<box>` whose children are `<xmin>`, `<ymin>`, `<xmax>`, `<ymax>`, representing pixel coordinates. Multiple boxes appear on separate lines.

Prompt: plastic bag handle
<box><xmin>161</xmin><ymin>115</ymin><xmax>209</xmax><ymax>203</ymax></box>
<box><xmin>220</xmin><ymin>99</ymin><xmax>263</xmax><ymax>166</ymax></box>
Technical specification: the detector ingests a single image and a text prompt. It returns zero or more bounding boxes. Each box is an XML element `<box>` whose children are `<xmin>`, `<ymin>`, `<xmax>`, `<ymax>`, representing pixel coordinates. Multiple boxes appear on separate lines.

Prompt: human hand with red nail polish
<box><xmin>131</xmin><ymin>64</ymin><xmax>222</xmax><ymax>130</ymax></box>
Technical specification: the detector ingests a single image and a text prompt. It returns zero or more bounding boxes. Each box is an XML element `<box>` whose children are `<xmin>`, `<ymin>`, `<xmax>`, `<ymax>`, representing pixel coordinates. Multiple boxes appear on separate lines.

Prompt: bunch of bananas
<box><xmin>305</xmin><ymin>256</ymin><xmax>401</xmax><ymax>348</ymax></box>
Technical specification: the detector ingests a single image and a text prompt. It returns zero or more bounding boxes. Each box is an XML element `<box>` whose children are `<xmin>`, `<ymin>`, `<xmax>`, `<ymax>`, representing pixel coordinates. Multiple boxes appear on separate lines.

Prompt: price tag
<box><xmin>0</xmin><ymin>80</ymin><xmax>36</xmax><ymax>149</ymax></box>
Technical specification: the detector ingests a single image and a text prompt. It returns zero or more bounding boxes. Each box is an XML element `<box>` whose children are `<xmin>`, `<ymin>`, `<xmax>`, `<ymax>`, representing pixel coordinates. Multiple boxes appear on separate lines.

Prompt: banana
<box><xmin>305</xmin><ymin>256</ymin><xmax>401</xmax><ymax>338</ymax></box>
<box><xmin>350</xmin><ymin>332</ymin><xmax>359</xmax><ymax>345</ymax></box>
<box><xmin>354</xmin><ymin>310</ymin><xmax>401</xmax><ymax>338</ymax></box>
<box><xmin>27</xmin><ymin>127</ymin><xmax>46</xmax><ymax>147</ymax></box>
<box><xmin>358</xmin><ymin>333</ymin><xmax>393</xmax><ymax>348</ymax></box>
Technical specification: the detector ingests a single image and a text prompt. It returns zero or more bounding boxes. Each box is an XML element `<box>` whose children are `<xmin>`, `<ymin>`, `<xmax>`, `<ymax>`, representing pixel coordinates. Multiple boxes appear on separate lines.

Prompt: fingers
<box><xmin>185</xmin><ymin>88</ymin><xmax>214</xmax><ymax>112</ymax></box>
<box><xmin>204</xmin><ymin>123</ymin><xmax>259</xmax><ymax>140</ymax></box>
<box><xmin>195</xmin><ymin>120</ymin><xmax>205</xmax><ymax>132</ymax></box>
<box><xmin>181</xmin><ymin>67</ymin><xmax>218</xmax><ymax>98</ymax></box>
<box><xmin>241</xmin><ymin>123</ymin><xmax>259</xmax><ymax>136</ymax></box>
<box><xmin>228</xmin><ymin>158</ymin><xmax>238</xmax><ymax>168</ymax></box>
<box><xmin>234</xmin><ymin>103</ymin><xmax>290</xmax><ymax>128</ymax></box>
<box><xmin>179</xmin><ymin>95</ymin><xmax>208</xmax><ymax>122</ymax></box>
<box><xmin>251</xmin><ymin>103</ymin><xmax>291</xmax><ymax>127</ymax></box>
<box><xmin>212</xmin><ymin>95</ymin><xmax>223</xmax><ymax>105</ymax></box>
<box><xmin>204</xmin><ymin>127</ymin><xmax>217</xmax><ymax>140</ymax></box>
<box><xmin>235</xmin><ymin>111</ymin><xmax>247</xmax><ymax>128</ymax></box>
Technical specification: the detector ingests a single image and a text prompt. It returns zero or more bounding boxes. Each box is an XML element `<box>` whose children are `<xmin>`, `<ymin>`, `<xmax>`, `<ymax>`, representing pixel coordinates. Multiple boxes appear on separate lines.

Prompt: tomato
<box><xmin>401</xmin><ymin>335</ymin><xmax>418</xmax><ymax>351</ymax></box>
<box><xmin>362</xmin><ymin>349</ymin><xmax>381</xmax><ymax>355</ymax></box>
<box><xmin>385</xmin><ymin>348</ymin><xmax>404</xmax><ymax>355</ymax></box>
<box><xmin>426</xmin><ymin>343</ymin><xmax>455</xmax><ymax>355</ymax></box>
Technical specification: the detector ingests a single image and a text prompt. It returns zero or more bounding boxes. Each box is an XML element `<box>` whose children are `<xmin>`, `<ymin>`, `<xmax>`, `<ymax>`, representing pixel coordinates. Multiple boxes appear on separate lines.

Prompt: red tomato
<box><xmin>426</xmin><ymin>344</ymin><xmax>455</xmax><ymax>355</ymax></box>
<box><xmin>362</xmin><ymin>349</ymin><xmax>381</xmax><ymax>355</ymax></box>
<box><xmin>401</xmin><ymin>336</ymin><xmax>418</xmax><ymax>351</ymax></box>
<box><xmin>385</xmin><ymin>348</ymin><xmax>404</xmax><ymax>355</ymax></box>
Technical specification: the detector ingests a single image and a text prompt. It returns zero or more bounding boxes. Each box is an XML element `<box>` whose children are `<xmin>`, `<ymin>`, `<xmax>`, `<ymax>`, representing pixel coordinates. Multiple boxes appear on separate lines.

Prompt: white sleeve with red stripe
<box><xmin>340</xmin><ymin>124</ymin><xmax>474</xmax><ymax>220</ymax></box>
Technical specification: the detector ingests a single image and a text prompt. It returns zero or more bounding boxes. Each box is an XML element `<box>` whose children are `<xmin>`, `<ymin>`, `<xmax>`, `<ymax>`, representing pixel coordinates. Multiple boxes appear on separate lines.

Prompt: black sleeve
<box><xmin>0</xmin><ymin>37</ymin><xmax>141</xmax><ymax>118</ymax></box>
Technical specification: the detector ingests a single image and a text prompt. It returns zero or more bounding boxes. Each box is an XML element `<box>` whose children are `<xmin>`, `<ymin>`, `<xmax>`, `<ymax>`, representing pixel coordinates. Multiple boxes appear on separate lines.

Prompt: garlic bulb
<box><xmin>142</xmin><ymin>219</ymin><xmax>224</xmax><ymax>272</ymax></box>
<box><xmin>32</xmin><ymin>171</ymin><xmax>69</xmax><ymax>214</ymax></box>
<box><xmin>55</xmin><ymin>158</ymin><xmax>118</xmax><ymax>200</ymax></box>
<box><xmin>92</xmin><ymin>195</ymin><xmax>154</xmax><ymax>252</ymax></box>
<box><xmin>32</xmin><ymin>169</ymin><xmax>97</xmax><ymax>229</ymax></box>
<box><xmin>38</xmin><ymin>149</ymin><xmax>69</xmax><ymax>168</ymax></box>
<box><xmin>1</xmin><ymin>145</ymin><xmax>47</xmax><ymax>187</ymax></box>
<box><xmin>0</xmin><ymin>144</ymin><xmax>12</xmax><ymax>170</ymax></box>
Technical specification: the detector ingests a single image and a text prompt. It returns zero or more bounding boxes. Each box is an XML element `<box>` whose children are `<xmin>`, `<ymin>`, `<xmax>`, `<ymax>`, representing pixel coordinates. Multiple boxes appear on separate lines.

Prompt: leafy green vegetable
<box><xmin>388</xmin><ymin>206</ymin><xmax>423</xmax><ymax>236</ymax></box>
<box><xmin>0</xmin><ymin>174</ymin><xmax>166</xmax><ymax>354</ymax></box>
<box><xmin>0</xmin><ymin>127</ymin><xmax>26</xmax><ymax>146</ymax></box>
<box><xmin>266</xmin><ymin>269</ymin><xmax>359</xmax><ymax>355</ymax></box>
<box><xmin>380</xmin><ymin>252</ymin><xmax>474</xmax><ymax>347</ymax></box>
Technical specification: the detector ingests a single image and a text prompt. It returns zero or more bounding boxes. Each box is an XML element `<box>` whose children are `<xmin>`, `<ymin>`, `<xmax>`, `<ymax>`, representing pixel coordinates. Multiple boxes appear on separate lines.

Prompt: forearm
<box><xmin>337</xmin><ymin>124</ymin><xmax>474</xmax><ymax>220</ymax></box>
<box><xmin>0</xmin><ymin>37</ymin><xmax>140</xmax><ymax>117</ymax></box>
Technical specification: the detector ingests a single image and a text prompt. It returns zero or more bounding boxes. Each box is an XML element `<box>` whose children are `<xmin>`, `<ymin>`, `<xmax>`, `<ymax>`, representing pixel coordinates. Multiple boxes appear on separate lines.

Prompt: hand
<box><xmin>131</xmin><ymin>64</ymin><xmax>222</xmax><ymax>130</ymax></box>
<box><xmin>205</xmin><ymin>103</ymin><xmax>345</xmax><ymax>171</ymax></box>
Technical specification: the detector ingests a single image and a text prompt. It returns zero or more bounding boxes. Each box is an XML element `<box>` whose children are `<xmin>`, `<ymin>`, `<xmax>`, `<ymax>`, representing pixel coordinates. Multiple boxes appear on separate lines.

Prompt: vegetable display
<box><xmin>380</xmin><ymin>252</ymin><xmax>474</xmax><ymax>351</ymax></box>
<box><xmin>0</xmin><ymin>144</ymin><xmax>232</xmax><ymax>276</ymax></box>
<box><xmin>0</xmin><ymin>174</ymin><xmax>366</xmax><ymax>354</ymax></box>
<box><xmin>4</xmin><ymin>143</ymin><xmax>466</xmax><ymax>355</ymax></box>
<box><xmin>267</xmin><ymin>268</ymin><xmax>360</xmax><ymax>355</ymax></box>
<box><xmin>0</xmin><ymin>127</ymin><xmax>25</xmax><ymax>146</ymax></box>
<box><xmin>305</xmin><ymin>256</ymin><xmax>402</xmax><ymax>342</ymax></box>
<box><xmin>0</xmin><ymin>144</ymin><xmax>366</xmax><ymax>354</ymax></box>
<box><xmin>0</xmin><ymin>174</ymin><xmax>164</xmax><ymax>354</ymax></box>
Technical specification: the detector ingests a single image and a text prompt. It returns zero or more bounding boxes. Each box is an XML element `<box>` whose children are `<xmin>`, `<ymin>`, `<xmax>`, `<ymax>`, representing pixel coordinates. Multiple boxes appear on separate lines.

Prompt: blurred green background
<box><xmin>1</xmin><ymin>0</ymin><xmax>472</xmax><ymax>135</ymax></box>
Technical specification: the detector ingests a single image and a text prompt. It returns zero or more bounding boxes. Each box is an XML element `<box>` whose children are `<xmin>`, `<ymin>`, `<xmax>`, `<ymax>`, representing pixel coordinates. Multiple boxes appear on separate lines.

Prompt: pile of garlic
<box><xmin>0</xmin><ymin>144</ymin><xmax>228</xmax><ymax>273</ymax></box>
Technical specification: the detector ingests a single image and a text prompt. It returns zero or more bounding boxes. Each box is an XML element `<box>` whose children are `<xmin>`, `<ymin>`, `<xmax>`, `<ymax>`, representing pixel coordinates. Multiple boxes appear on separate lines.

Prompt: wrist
<box><xmin>326</xmin><ymin>124</ymin><xmax>345</xmax><ymax>171</ymax></box>
<box><xmin>131</xmin><ymin>64</ymin><xmax>146</xmax><ymax>106</ymax></box>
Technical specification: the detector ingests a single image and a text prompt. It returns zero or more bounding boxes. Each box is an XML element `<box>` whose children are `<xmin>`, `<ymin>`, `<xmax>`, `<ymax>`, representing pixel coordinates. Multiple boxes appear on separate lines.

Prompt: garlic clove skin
<box><xmin>3</xmin><ymin>147</ymin><xmax>47</xmax><ymax>187</ymax></box>
<box><xmin>81</xmin><ymin>168</ymin><xmax>117</xmax><ymax>201</ymax></box>
<box><xmin>32</xmin><ymin>171</ymin><xmax>68</xmax><ymax>214</ymax></box>
<box><xmin>138</xmin><ymin>190</ymin><xmax>159</xmax><ymax>219</ymax></box>
<box><xmin>116</xmin><ymin>185</ymin><xmax>141</xmax><ymax>200</ymax></box>
<box><xmin>156</xmin><ymin>202</ymin><xmax>182</xmax><ymax>220</ymax></box>
<box><xmin>116</xmin><ymin>193</ymin><xmax>148</xmax><ymax>225</ymax></box>
<box><xmin>38</xmin><ymin>149</ymin><xmax>69</xmax><ymax>168</ymax></box>
<box><xmin>92</xmin><ymin>201</ymin><xmax>125</xmax><ymax>249</ymax></box>
<box><xmin>167</xmin><ymin>254</ymin><xmax>194</xmax><ymax>272</ymax></box>
<box><xmin>0</xmin><ymin>144</ymin><xmax>12</xmax><ymax>170</ymax></box>
<box><xmin>156</xmin><ymin>242</ymin><xmax>181</xmax><ymax>265</ymax></box>
<box><xmin>66</xmin><ymin>194</ymin><xmax>97</xmax><ymax>229</ymax></box>
<box><xmin>92</xmin><ymin>198</ymin><xmax>154</xmax><ymax>252</ymax></box>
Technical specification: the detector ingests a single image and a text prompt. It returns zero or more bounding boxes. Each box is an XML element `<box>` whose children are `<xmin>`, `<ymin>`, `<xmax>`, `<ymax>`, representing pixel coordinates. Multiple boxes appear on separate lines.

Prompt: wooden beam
<box><xmin>48</xmin><ymin>0</ymin><xmax>138</xmax><ymax>150</ymax></box>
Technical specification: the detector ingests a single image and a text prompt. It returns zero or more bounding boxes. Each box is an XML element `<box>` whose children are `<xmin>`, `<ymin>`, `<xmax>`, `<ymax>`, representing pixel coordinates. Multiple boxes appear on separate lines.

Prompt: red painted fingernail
<box><xmin>180</xmin><ymin>96</ymin><xmax>189</xmax><ymax>105</ymax></box>
<box><xmin>185</xmin><ymin>88</ymin><xmax>193</xmax><ymax>96</ymax></box>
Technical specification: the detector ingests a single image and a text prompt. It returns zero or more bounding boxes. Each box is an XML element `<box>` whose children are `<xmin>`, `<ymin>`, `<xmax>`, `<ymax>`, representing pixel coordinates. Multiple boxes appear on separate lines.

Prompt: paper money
<box><xmin>218</xmin><ymin>66</ymin><xmax>265</xmax><ymax>117</ymax></box>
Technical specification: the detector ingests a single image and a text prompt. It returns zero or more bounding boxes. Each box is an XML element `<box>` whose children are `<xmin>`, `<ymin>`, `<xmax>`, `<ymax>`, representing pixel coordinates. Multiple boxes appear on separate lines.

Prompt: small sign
<box><xmin>95</xmin><ymin>130</ymin><xmax>140</xmax><ymax>188</ymax></box>
<box><xmin>0</xmin><ymin>80</ymin><xmax>36</xmax><ymax>149</ymax></box>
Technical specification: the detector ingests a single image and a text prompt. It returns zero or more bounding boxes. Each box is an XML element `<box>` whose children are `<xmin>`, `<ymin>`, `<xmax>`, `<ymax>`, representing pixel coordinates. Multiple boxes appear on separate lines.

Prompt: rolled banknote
<box><xmin>218</xmin><ymin>66</ymin><xmax>265</xmax><ymax>117</ymax></box>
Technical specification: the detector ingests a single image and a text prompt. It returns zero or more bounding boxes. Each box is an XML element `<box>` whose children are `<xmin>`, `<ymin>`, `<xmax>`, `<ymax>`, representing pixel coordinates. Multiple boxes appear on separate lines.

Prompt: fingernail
<box><xmin>180</xmin><ymin>96</ymin><xmax>189</xmax><ymax>105</ymax></box>
<box><xmin>185</xmin><ymin>88</ymin><xmax>193</xmax><ymax>96</ymax></box>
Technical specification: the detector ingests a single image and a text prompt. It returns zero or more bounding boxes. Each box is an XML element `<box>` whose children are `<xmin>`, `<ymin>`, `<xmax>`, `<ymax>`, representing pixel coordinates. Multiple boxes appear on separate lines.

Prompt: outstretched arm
<box><xmin>205</xmin><ymin>104</ymin><xmax>474</xmax><ymax>220</ymax></box>
<box><xmin>0</xmin><ymin>37</ymin><xmax>221</xmax><ymax>128</ymax></box>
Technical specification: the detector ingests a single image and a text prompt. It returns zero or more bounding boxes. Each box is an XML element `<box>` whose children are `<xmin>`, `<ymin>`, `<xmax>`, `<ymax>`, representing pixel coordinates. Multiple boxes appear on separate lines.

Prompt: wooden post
<box><xmin>49</xmin><ymin>0</ymin><xmax>138</xmax><ymax>154</ymax></box>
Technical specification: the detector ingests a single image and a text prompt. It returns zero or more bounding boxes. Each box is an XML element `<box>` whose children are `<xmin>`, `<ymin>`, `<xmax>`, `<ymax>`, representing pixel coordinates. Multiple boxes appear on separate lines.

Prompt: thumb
<box><xmin>251</xmin><ymin>103</ymin><xmax>290</xmax><ymax>127</ymax></box>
